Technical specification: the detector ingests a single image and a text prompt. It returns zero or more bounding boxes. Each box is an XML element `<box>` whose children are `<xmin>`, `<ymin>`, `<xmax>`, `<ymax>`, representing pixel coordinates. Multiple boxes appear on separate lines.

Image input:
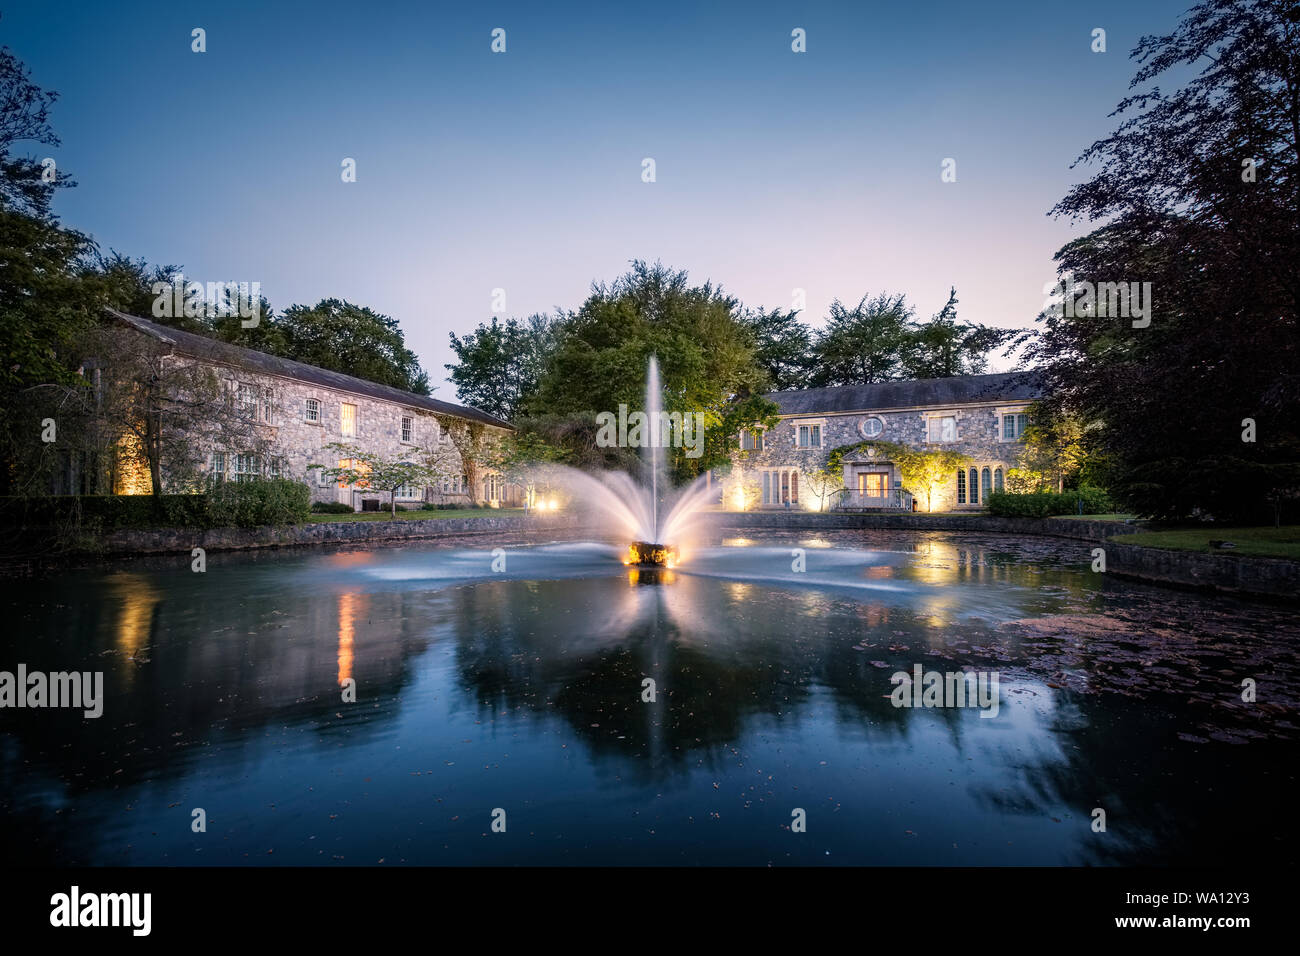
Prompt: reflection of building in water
<box><xmin>337</xmin><ymin>591</ymin><xmax>368</xmax><ymax>686</ymax></box>
<box><xmin>111</xmin><ymin>573</ymin><xmax>160</xmax><ymax>668</ymax></box>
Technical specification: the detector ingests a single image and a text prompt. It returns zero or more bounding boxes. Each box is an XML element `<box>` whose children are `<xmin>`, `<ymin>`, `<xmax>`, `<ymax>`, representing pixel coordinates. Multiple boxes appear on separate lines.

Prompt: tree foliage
<box><xmin>1023</xmin><ymin>0</ymin><xmax>1300</xmax><ymax>521</ymax></box>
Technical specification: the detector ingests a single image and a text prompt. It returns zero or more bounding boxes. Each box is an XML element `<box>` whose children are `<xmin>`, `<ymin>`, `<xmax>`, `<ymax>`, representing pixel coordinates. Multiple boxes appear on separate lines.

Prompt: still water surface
<box><xmin>2</xmin><ymin>530</ymin><xmax>1296</xmax><ymax>865</ymax></box>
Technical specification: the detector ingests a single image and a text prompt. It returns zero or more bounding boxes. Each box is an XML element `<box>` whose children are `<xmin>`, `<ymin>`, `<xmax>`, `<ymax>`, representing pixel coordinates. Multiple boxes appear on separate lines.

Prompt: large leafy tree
<box><xmin>1025</xmin><ymin>0</ymin><xmax>1300</xmax><ymax>521</ymax></box>
<box><xmin>527</xmin><ymin>260</ymin><xmax>777</xmax><ymax>482</ymax></box>
<box><xmin>904</xmin><ymin>287</ymin><xmax>1013</xmax><ymax>379</ymax></box>
<box><xmin>446</xmin><ymin>313</ymin><xmax>563</xmax><ymax>421</ymax></box>
<box><xmin>739</xmin><ymin>306</ymin><xmax>812</xmax><ymax>391</ymax></box>
<box><xmin>274</xmin><ymin>299</ymin><xmax>430</xmax><ymax>394</ymax></box>
<box><xmin>806</xmin><ymin>292</ymin><xmax>914</xmax><ymax>387</ymax></box>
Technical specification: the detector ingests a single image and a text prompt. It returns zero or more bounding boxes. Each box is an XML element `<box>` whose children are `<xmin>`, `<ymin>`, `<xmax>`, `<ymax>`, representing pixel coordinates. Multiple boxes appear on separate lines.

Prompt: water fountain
<box><xmin>539</xmin><ymin>355</ymin><xmax>716</xmax><ymax>567</ymax></box>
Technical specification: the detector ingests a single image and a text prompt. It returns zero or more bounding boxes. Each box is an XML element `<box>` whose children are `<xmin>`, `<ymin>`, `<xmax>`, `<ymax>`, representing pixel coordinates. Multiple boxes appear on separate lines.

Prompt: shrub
<box><xmin>985</xmin><ymin>487</ymin><xmax>1114</xmax><ymax>518</ymax></box>
<box><xmin>205</xmin><ymin>479</ymin><xmax>312</xmax><ymax>528</ymax></box>
<box><xmin>311</xmin><ymin>501</ymin><xmax>355</xmax><ymax>514</ymax></box>
<box><xmin>1</xmin><ymin>480</ymin><xmax>313</xmax><ymax>532</ymax></box>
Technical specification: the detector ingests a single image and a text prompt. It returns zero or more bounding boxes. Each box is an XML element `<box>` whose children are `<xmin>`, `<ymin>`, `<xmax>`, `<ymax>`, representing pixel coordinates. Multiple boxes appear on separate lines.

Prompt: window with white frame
<box><xmin>1001</xmin><ymin>412</ymin><xmax>1029</xmax><ymax>440</ymax></box>
<box><xmin>739</xmin><ymin>429</ymin><xmax>763</xmax><ymax>451</ymax></box>
<box><xmin>393</xmin><ymin>482</ymin><xmax>421</xmax><ymax>500</ymax></box>
<box><xmin>211</xmin><ymin>451</ymin><xmax>226</xmax><ymax>481</ymax></box>
<box><xmin>796</xmin><ymin>423</ymin><xmax>821</xmax><ymax>448</ymax></box>
<box><xmin>928</xmin><ymin>415</ymin><xmax>957</xmax><ymax>443</ymax></box>
<box><xmin>237</xmin><ymin>384</ymin><xmax>259</xmax><ymax>421</ymax></box>
<box><xmin>316</xmin><ymin>465</ymin><xmax>332</xmax><ymax>487</ymax></box>
<box><xmin>303</xmin><ymin>398</ymin><xmax>321</xmax><ymax>424</ymax></box>
<box><xmin>231</xmin><ymin>453</ymin><xmax>261</xmax><ymax>483</ymax></box>
<box><xmin>861</xmin><ymin>416</ymin><xmax>884</xmax><ymax>439</ymax></box>
<box><xmin>401</xmin><ymin>415</ymin><xmax>414</xmax><ymax>443</ymax></box>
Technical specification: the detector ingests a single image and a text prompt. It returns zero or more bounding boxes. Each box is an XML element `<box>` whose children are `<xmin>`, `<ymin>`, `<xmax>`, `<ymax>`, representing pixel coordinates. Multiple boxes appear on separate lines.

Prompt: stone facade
<box><xmin>728</xmin><ymin>373</ymin><xmax>1041</xmax><ymax>512</ymax></box>
<box><xmin>110</xmin><ymin>311</ymin><xmax>519</xmax><ymax>510</ymax></box>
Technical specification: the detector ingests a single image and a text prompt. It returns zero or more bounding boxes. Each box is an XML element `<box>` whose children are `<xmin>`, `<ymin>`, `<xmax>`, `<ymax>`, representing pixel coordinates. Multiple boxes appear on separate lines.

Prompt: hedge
<box><xmin>985</xmin><ymin>487</ymin><xmax>1114</xmax><ymax>518</ymax></box>
<box><xmin>1</xmin><ymin>479</ymin><xmax>312</xmax><ymax>532</ymax></box>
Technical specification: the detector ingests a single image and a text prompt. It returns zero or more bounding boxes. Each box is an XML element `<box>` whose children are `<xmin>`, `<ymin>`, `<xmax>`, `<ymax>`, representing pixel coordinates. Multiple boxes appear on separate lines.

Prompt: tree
<box><xmin>895</xmin><ymin>447</ymin><xmax>970</xmax><ymax>513</ymax></box>
<box><xmin>807</xmin><ymin>293</ymin><xmax>914</xmax><ymax>387</ymax></box>
<box><xmin>310</xmin><ymin>442</ymin><xmax>440</xmax><ymax>518</ymax></box>
<box><xmin>0</xmin><ymin>38</ymin><xmax>73</xmax><ymax>219</ymax></box>
<box><xmin>1023</xmin><ymin>0</ymin><xmax>1300</xmax><ymax>522</ymax></box>
<box><xmin>82</xmin><ymin>326</ymin><xmax>271</xmax><ymax>497</ymax></box>
<box><xmin>904</xmin><ymin>287</ymin><xmax>1013</xmax><ymax>379</ymax></box>
<box><xmin>527</xmin><ymin>261</ymin><xmax>777</xmax><ymax>483</ymax></box>
<box><xmin>433</xmin><ymin>415</ymin><xmax>495</xmax><ymax>504</ymax></box>
<box><xmin>267</xmin><ymin>299</ymin><xmax>431</xmax><ymax>394</ymax></box>
<box><xmin>446</xmin><ymin>313</ymin><xmax>564</xmax><ymax>421</ymax></box>
<box><xmin>485</xmin><ymin>430</ymin><xmax>568</xmax><ymax>509</ymax></box>
<box><xmin>740</xmin><ymin>306</ymin><xmax>813</xmax><ymax>391</ymax></box>
<box><xmin>802</xmin><ymin>463</ymin><xmax>844</xmax><ymax>511</ymax></box>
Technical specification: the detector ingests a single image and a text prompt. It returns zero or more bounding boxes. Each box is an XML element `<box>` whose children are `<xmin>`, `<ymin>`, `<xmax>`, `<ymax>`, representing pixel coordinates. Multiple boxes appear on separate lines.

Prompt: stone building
<box><xmin>729</xmin><ymin>372</ymin><xmax>1043</xmax><ymax>512</ymax></box>
<box><xmin>107</xmin><ymin>309</ymin><xmax>520</xmax><ymax>509</ymax></box>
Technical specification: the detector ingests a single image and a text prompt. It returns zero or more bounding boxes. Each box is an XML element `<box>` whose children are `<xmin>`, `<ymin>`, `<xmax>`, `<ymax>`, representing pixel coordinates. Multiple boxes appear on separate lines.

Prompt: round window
<box><xmin>860</xmin><ymin>417</ymin><xmax>884</xmax><ymax>438</ymax></box>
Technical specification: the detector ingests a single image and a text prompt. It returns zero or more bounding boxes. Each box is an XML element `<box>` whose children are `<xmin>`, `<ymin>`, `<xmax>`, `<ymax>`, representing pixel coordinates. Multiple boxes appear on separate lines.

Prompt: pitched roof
<box><xmin>106</xmin><ymin>309</ymin><xmax>512</xmax><ymax>429</ymax></box>
<box><xmin>767</xmin><ymin>370</ymin><xmax>1044</xmax><ymax>416</ymax></box>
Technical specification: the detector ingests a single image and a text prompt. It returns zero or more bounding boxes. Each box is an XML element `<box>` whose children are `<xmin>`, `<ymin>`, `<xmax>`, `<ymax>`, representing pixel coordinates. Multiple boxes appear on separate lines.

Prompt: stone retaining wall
<box><xmin>101</xmin><ymin>513</ymin><xmax>584</xmax><ymax>555</ymax></box>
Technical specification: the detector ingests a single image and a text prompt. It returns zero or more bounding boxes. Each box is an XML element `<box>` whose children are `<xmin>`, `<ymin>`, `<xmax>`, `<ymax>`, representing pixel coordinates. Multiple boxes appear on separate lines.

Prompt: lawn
<box><xmin>309</xmin><ymin>508</ymin><xmax>526</xmax><ymax>523</ymax></box>
<box><xmin>1119</xmin><ymin>526</ymin><xmax>1300</xmax><ymax>560</ymax></box>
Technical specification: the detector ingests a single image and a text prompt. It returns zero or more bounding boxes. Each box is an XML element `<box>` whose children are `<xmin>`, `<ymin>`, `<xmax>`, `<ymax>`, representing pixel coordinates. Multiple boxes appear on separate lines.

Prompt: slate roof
<box><xmin>106</xmin><ymin>309</ymin><xmax>512</xmax><ymax>429</ymax></box>
<box><xmin>768</xmin><ymin>371</ymin><xmax>1044</xmax><ymax>416</ymax></box>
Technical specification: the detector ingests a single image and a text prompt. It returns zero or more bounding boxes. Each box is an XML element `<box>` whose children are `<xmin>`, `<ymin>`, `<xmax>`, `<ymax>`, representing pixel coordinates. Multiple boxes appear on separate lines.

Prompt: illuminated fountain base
<box><xmin>627</xmin><ymin>541</ymin><xmax>677</xmax><ymax>568</ymax></box>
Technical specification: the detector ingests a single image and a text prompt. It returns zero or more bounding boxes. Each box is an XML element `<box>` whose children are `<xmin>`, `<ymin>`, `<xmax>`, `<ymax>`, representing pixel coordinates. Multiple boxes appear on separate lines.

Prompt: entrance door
<box><xmin>858</xmin><ymin>472</ymin><xmax>888</xmax><ymax>499</ymax></box>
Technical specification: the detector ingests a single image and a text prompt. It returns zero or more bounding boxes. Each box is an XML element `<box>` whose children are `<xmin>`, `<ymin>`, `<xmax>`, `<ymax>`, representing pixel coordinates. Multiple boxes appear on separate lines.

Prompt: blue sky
<box><xmin>6</xmin><ymin>0</ymin><xmax>1192</xmax><ymax>393</ymax></box>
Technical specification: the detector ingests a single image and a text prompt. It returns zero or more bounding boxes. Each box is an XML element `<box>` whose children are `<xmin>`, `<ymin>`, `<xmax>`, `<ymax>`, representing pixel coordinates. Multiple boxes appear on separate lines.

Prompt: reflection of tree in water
<box><xmin>448</xmin><ymin>574</ymin><xmax>986</xmax><ymax>784</ymax></box>
<box><xmin>0</xmin><ymin>569</ymin><xmax>440</xmax><ymax>862</ymax></box>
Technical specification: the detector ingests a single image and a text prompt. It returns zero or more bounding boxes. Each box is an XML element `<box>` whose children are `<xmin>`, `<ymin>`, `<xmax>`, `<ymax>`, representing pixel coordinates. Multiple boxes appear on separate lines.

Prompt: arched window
<box><xmin>969</xmin><ymin>467</ymin><xmax>979</xmax><ymax>505</ymax></box>
<box><xmin>981</xmin><ymin>467</ymin><xmax>992</xmax><ymax>500</ymax></box>
<box><xmin>956</xmin><ymin>468</ymin><xmax>967</xmax><ymax>505</ymax></box>
<box><xmin>791</xmin><ymin>471</ymin><xmax>799</xmax><ymax>503</ymax></box>
<box><xmin>994</xmin><ymin>467</ymin><xmax>1004</xmax><ymax>493</ymax></box>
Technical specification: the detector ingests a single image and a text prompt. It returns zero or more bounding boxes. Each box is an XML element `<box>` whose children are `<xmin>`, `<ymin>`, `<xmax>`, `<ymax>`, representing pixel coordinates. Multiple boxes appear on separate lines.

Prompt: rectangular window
<box><xmin>1002</xmin><ymin>413</ymin><xmax>1029</xmax><ymax>440</ymax></box>
<box><xmin>401</xmin><ymin>416</ymin><xmax>413</xmax><ymax>443</ymax></box>
<box><xmin>341</xmin><ymin>403</ymin><xmax>357</xmax><ymax>437</ymax></box>
<box><xmin>316</xmin><ymin>465</ymin><xmax>331</xmax><ymax>487</ymax></box>
<box><xmin>212</xmin><ymin>452</ymin><xmax>225</xmax><ymax>481</ymax></box>
<box><xmin>929</xmin><ymin>416</ymin><xmax>957</xmax><ymax>443</ymax></box>
<box><xmin>762</xmin><ymin>472</ymin><xmax>771</xmax><ymax>503</ymax></box>
<box><xmin>394</xmin><ymin>483</ymin><xmax>420</xmax><ymax>500</ymax></box>
<box><xmin>957</xmin><ymin>468</ymin><xmax>967</xmax><ymax>504</ymax></box>
<box><xmin>740</xmin><ymin>429</ymin><xmax>763</xmax><ymax>451</ymax></box>
<box><xmin>261</xmin><ymin>387</ymin><xmax>274</xmax><ymax>424</ymax></box>
<box><xmin>232</xmin><ymin>453</ymin><xmax>260</xmax><ymax>483</ymax></box>
<box><xmin>238</xmin><ymin>384</ymin><xmax>259</xmax><ymax>421</ymax></box>
<box><xmin>304</xmin><ymin>399</ymin><xmax>321</xmax><ymax>423</ymax></box>
<box><xmin>797</xmin><ymin>424</ymin><xmax>820</xmax><ymax>448</ymax></box>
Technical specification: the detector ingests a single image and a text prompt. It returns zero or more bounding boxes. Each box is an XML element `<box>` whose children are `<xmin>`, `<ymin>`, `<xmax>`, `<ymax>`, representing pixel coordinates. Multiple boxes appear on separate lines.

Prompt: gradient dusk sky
<box><xmin>5</xmin><ymin>0</ymin><xmax>1192</xmax><ymax>394</ymax></box>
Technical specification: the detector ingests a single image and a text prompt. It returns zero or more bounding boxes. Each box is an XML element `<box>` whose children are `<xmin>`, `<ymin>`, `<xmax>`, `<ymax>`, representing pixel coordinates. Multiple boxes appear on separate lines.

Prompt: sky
<box><xmin>5</xmin><ymin>0</ymin><xmax>1194</xmax><ymax>395</ymax></box>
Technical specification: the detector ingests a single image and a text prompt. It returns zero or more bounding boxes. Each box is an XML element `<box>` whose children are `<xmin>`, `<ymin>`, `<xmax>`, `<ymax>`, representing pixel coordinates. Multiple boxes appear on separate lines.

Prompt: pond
<box><xmin>2</xmin><ymin>530</ymin><xmax>1296</xmax><ymax>866</ymax></box>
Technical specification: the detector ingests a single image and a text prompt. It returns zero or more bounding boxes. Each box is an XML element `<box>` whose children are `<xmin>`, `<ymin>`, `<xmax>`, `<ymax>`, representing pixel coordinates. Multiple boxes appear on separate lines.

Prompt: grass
<box><xmin>1120</xmin><ymin>526</ymin><xmax>1300</xmax><ymax>560</ymax></box>
<box><xmin>309</xmin><ymin>507</ymin><xmax>526</xmax><ymax>523</ymax></box>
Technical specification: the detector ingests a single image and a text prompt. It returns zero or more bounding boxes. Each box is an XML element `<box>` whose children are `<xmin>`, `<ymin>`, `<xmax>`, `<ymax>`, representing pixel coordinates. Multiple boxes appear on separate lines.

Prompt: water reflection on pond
<box><xmin>1</xmin><ymin>530</ymin><xmax>1296</xmax><ymax>866</ymax></box>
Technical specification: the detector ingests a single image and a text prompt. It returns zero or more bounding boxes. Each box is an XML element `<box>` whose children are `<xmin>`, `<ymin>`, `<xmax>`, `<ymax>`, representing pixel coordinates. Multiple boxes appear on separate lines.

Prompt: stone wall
<box><xmin>210</xmin><ymin>371</ymin><xmax>510</xmax><ymax>509</ymax></box>
<box><xmin>733</xmin><ymin>401</ymin><xmax>1031</xmax><ymax>510</ymax></box>
<box><xmin>102</xmin><ymin>512</ymin><xmax>585</xmax><ymax>555</ymax></box>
